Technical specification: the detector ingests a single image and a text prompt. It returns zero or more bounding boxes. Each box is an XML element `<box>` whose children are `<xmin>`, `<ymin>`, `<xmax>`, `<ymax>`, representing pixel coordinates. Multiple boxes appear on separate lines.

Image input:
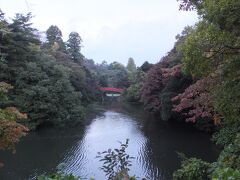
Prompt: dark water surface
<box><xmin>0</xmin><ymin>104</ymin><xmax>219</xmax><ymax>180</ymax></box>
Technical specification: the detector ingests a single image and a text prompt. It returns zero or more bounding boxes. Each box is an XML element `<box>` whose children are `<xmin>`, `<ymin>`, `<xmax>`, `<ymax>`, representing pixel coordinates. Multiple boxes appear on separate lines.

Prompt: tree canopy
<box><xmin>126</xmin><ymin>57</ymin><xmax>137</xmax><ymax>73</ymax></box>
<box><xmin>67</xmin><ymin>32</ymin><xmax>83</xmax><ymax>62</ymax></box>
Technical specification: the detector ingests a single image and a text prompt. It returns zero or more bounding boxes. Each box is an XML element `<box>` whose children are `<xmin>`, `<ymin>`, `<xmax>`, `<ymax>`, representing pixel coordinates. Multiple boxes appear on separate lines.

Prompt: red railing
<box><xmin>100</xmin><ymin>87</ymin><xmax>124</xmax><ymax>93</ymax></box>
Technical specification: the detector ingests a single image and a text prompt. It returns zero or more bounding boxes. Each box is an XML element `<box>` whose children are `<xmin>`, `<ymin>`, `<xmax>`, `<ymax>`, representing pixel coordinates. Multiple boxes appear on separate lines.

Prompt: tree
<box><xmin>46</xmin><ymin>25</ymin><xmax>66</xmax><ymax>52</ymax></box>
<box><xmin>14</xmin><ymin>55</ymin><xmax>85</xmax><ymax>128</ymax></box>
<box><xmin>124</xmin><ymin>69</ymin><xmax>146</xmax><ymax>102</ymax></box>
<box><xmin>178</xmin><ymin>0</ymin><xmax>240</xmax><ymax>123</ymax></box>
<box><xmin>126</xmin><ymin>57</ymin><xmax>136</xmax><ymax>73</ymax></box>
<box><xmin>179</xmin><ymin>0</ymin><xmax>240</xmax><ymax>37</ymax></box>
<box><xmin>108</xmin><ymin>62</ymin><xmax>129</xmax><ymax>88</ymax></box>
<box><xmin>0</xmin><ymin>82</ymin><xmax>28</xmax><ymax>167</ymax></box>
<box><xmin>213</xmin><ymin>57</ymin><xmax>240</xmax><ymax>122</ymax></box>
<box><xmin>140</xmin><ymin>28</ymin><xmax>193</xmax><ymax>120</ymax></box>
<box><xmin>1</xmin><ymin>13</ymin><xmax>40</xmax><ymax>65</ymax></box>
<box><xmin>180</xmin><ymin>21</ymin><xmax>237</xmax><ymax>78</ymax></box>
<box><xmin>174</xmin><ymin>1</ymin><xmax>240</xmax><ymax>178</ymax></box>
<box><xmin>141</xmin><ymin>63</ymin><xmax>164</xmax><ymax>112</ymax></box>
<box><xmin>0</xmin><ymin>10</ymin><xmax>10</xmax><ymax>61</ymax></box>
<box><xmin>178</xmin><ymin>0</ymin><xmax>203</xmax><ymax>11</ymax></box>
<box><xmin>140</xmin><ymin>61</ymin><xmax>153</xmax><ymax>72</ymax></box>
<box><xmin>0</xmin><ymin>11</ymin><xmax>95</xmax><ymax>129</ymax></box>
<box><xmin>172</xmin><ymin>77</ymin><xmax>219</xmax><ymax>123</ymax></box>
<box><xmin>67</xmin><ymin>32</ymin><xmax>83</xmax><ymax>62</ymax></box>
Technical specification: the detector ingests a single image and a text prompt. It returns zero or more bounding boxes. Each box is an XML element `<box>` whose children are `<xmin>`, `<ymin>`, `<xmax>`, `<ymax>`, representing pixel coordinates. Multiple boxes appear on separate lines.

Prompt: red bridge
<box><xmin>100</xmin><ymin>87</ymin><xmax>124</xmax><ymax>94</ymax></box>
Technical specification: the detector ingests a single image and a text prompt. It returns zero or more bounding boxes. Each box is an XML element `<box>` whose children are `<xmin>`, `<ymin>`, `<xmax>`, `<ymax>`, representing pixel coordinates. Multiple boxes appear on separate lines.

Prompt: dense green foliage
<box><xmin>123</xmin><ymin>61</ymin><xmax>153</xmax><ymax>103</ymax></box>
<box><xmin>45</xmin><ymin>25</ymin><xmax>66</xmax><ymax>52</ymax></box>
<box><xmin>87</xmin><ymin>60</ymin><xmax>130</xmax><ymax>89</ymax></box>
<box><xmin>173</xmin><ymin>156</ymin><xmax>211</xmax><ymax>180</ymax></box>
<box><xmin>13</xmin><ymin>56</ymin><xmax>85</xmax><ymax>128</ymax></box>
<box><xmin>212</xmin><ymin>122</ymin><xmax>240</xmax><ymax>147</ymax></box>
<box><xmin>67</xmin><ymin>32</ymin><xmax>83</xmax><ymax>62</ymax></box>
<box><xmin>124</xmin><ymin>69</ymin><xmax>145</xmax><ymax>102</ymax></box>
<box><xmin>38</xmin><ymin>163</ymin><xmax>93</xmax><ymax>180</ymax></box>
<box><xmin>38</xmin><ymin>173</ymin><xmax>82</xmax><ymax>180</ymax></box>
<box><xmin>172</xmin><ymin>0</ymin><xmax>240</xmax><ymax>179</ymax></box>
<box><xmin>0</xmin><ymin>11</ymin><xmax>97</xmax><ymax>129</ymax></box>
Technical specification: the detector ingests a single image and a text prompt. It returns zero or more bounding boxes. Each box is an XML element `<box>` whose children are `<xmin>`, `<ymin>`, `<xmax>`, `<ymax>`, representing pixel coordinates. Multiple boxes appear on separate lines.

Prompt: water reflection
<box><xmin>61</xmin><ymin>111</ymin><xmax>147</xmax><ymax>179</ymax></box>
<box><xmin>0</xmin><ymin>104</ymin><xmax>219</xmax><ymax>180</ymax></box>
<box><xmin>0</xmin><ymin>127</ymin><xmax>86</xmax><ymax>179</ymax></box>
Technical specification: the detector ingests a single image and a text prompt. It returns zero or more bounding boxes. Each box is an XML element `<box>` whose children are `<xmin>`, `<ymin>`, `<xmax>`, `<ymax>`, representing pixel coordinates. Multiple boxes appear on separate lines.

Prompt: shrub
<box><xmin>211</xmin><ymin>167</ymin><xmax>240</xmax><ymax>180</ymax></box>
<box><xmin>173</xmin><ymin>154</ymin><xmax>211</xmax><ymax>180</ymax></box>
<box><xmin>212</xmin><ymin>122</ymin><xmax>240</xmax><ymax>147</ymax></box>
<box><xmin>215</xmin><ymin>134</ymin><xmax>240</xmax><ymax>170</ymax></box>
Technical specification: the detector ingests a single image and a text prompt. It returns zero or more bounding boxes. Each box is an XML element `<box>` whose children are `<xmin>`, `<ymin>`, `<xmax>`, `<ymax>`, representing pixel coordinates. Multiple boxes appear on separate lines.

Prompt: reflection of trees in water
<box><xmin>138</xmin><ymin>119</ymin><xmax>176</xmax><ymax>180</ymax></box>
<box><xmin>0</xmin><ymin>127</ymin><xmax>86</xmax><ymax>180</ymax></box>
<box><xmin>2</xmin><ymin>104</ymin><xmax>219</xmax><ymax>180</ymax></box>
<box><xmin>137</xmin><ymin>113</ymin><xmax>219</xmax><ymax>180</ymax></box>
<box><xmin>100</xmin><ymin>102</ymin><xmax>125</xmax><ymax>113</ymax></box>
<box><xmin>83</xmin><ymin>103</ymin><xmax>219</xmax><ymax>180</ymax></box>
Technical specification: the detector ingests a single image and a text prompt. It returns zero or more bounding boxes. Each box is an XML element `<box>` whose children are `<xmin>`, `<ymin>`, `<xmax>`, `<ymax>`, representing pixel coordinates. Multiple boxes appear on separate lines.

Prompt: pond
<box><xmin>0</xmin><ymin>103</ymin><xmax>219</xmax><ymax>180</ymax></box>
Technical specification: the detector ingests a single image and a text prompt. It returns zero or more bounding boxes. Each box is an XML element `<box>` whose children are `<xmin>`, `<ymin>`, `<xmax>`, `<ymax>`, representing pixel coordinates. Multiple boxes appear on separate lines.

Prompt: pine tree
<box><xmin>46</xmin><ymin>25</ymin><xmax>66</xmax><ymax>52</ymax></box>
<box><xmin>67</xmin><ymin>32</ymin><xmax>83</xmax><ymax>62</ymax></box>
<box><xmin>126</xmin><ymin>57</ymin><xmax>136</xmax><ymax>73</ymax></box>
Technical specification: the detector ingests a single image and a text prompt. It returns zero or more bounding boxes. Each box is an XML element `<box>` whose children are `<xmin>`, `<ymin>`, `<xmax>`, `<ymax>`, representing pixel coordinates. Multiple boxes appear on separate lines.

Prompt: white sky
<box><xmin>0</xmin><ymin>0</ymin><xmax>198</xmax><ymax>66</ymax></box>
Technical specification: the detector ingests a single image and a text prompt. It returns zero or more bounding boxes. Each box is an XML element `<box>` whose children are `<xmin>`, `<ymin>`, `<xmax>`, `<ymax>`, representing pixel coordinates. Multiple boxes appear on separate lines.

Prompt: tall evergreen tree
<box><xmin>67</xmin><ymin>32</ymin><xmax>83</xmax><ymax>62</ymax></box>
<box><xmin>126</xmin><ymin>57</ymin><xmax>136</xmax><ymax>73</ymax></box>
<box><xmin>46</xmin><ymin>25</ymin><xmax>66</xmax><ymax>52</ymax></box>
<box><xmin>0</xmin><ymin>10</ymin><xmax>9</xmax><ymax>61</ymax></box>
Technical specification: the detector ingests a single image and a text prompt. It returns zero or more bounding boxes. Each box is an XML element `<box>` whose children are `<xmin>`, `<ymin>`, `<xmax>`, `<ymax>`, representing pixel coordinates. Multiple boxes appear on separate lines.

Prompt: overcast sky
<box><xmin>0</xmin><ymin>0</ymin><xmax>198</xmax><ymax>66</ymax></box>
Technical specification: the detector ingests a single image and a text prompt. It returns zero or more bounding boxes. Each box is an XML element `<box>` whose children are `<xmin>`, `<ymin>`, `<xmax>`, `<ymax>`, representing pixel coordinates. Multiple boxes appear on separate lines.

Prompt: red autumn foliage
<box><xmin>161</xmin><ymin>64</ymin><xmax>182</xmax><ymax>84</ymax></box>
<box><xmin>141</xmin><ymin>63</ymin><xmax>164</xmax><ymax>112</ymax></box>
<box><xmin>142</xmin><ymin>63</ymin><xmax>183</xmax><ymax>113</ymax></box>
<box><xmin>172</xmin><ymin>77</ymin><xmax>218</xmax><ymax>123</ymax></box>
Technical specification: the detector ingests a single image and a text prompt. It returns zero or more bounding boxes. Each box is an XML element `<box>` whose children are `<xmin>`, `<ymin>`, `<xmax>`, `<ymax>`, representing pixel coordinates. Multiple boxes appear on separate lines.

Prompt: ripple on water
<box><xmin>0</xmin><ymin>108</ymin><xmax>219</xmax><ymax>180</ymax></box>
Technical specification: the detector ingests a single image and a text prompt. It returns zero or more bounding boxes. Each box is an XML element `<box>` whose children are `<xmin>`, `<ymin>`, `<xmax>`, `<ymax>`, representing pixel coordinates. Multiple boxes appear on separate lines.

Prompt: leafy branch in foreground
<box><xmin>96</xmin><ymin>139</ymin><xmax>136</xmax><ymax>180</ymax></box>
<box><xmin>38</xmin><ymin>163</ymin><xmax>95</xmax><ymax>180</ymax></box>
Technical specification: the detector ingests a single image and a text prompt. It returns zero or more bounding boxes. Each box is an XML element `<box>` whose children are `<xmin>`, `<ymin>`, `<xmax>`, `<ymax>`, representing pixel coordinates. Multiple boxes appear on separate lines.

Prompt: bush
<box><xmin>215</xmin><ymin>134</ymin><xmax>240</xmax><ymax>170</ymax></box>
<box><xmin>212</xmin><ymin>122</ymin><xmax>240</xmax><ymax>147</ymax></box>
<box><xmin>173</xmin><ymin>154</ymin><xmax>211</xmax><ymax>180</ymax></box>
<box><xmin>211</xmin><ymin>167</ymin><xmax>240</xmax><ymax>180</ymax></box>
<box><xmin>38</xmin><ymin>163</ymin><xmax>95</xmax><ymax>180</ymax></box>
<box><xmin>125</xmin><ymin>83</ymin><xmax>143</xmax><ymax>102</ymax></box>
<box><xmin>38</xmin><ymin>173</ymin><xmax>82</xmax><ymax>180</ymax></box>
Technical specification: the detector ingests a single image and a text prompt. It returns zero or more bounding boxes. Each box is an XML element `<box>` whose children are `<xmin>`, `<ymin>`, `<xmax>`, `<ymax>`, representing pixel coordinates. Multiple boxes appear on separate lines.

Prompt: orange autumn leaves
<box><xmin>0</xmin><ymin>82</ymin><xmax>29</xmax><ymax>167</ymax></box>
<box><xmin>0</xmin><ymin>107</ymin><xmax>28</xmax><ymax>151</ymax></box>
